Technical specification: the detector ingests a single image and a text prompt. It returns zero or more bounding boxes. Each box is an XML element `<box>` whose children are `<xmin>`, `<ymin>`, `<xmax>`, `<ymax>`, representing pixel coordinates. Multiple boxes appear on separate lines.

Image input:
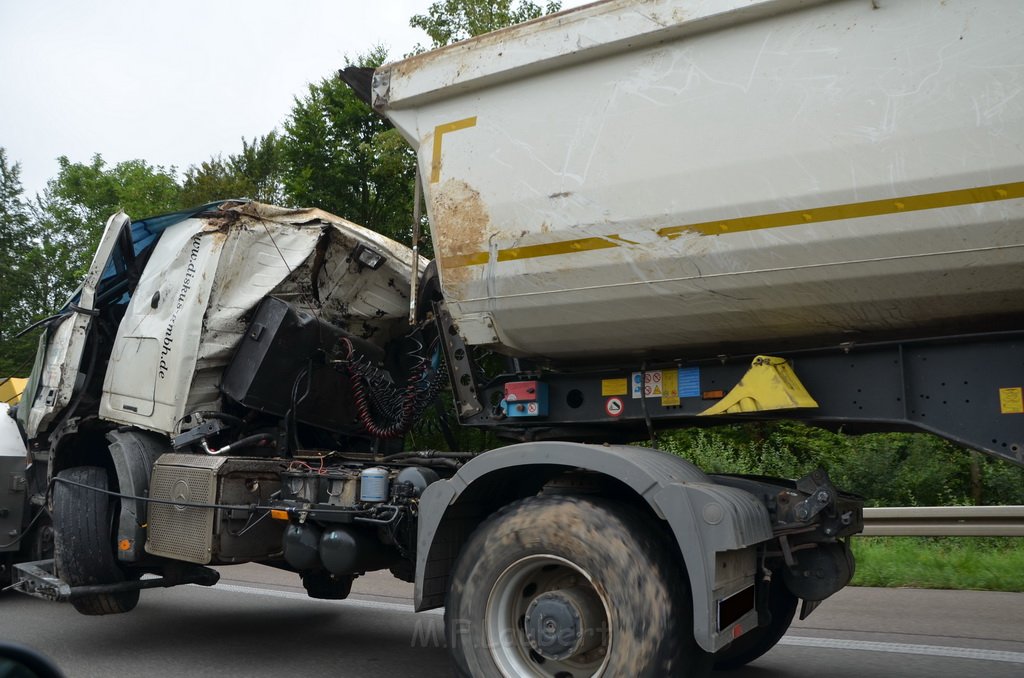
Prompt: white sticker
<box><xmin>631</xmin><ymin>371</ymin><xmax>663</xmax><ymax>398</ymax></box>
<box><xmin>605</xmin><ymin>397</ymin><xmax>623</xmax><ymax>417</ymax></box>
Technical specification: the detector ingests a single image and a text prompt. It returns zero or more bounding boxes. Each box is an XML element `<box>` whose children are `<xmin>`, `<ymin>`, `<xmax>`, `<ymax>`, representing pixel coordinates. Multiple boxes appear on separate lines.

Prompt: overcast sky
<box><xmin>0</xmin><ymin>0</ymin><xmax>585</xmax><ymax>199</ymax></box>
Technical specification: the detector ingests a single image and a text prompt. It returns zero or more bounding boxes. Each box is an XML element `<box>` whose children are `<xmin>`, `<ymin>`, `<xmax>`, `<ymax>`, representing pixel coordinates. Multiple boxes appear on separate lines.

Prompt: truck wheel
<box><xmin>53</xmin><ymin>466</ymin><xmax>139</xmax><ymax>615</ymax></box>
<box><xmin>713</xmin><ymin>578</ymin><xmax>797</xmax><ymax>670</ymax></box>
<box><xmin>446</xmin><ymin>494</ymin><xmax>712</xmax><ymax>678</ymax></box>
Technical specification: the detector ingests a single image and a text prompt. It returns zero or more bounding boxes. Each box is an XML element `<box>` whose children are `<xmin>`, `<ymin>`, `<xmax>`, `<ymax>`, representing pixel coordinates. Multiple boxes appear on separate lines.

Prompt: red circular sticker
<box><xmin>605</xmin><ymin>397</ymin><xmax>623</xmax><ymax>417</ymax></box>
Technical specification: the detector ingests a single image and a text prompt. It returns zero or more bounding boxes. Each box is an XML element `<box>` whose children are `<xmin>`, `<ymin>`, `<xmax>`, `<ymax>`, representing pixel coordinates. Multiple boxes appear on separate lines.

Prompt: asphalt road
<box><xmin>2</xmin><ymin>565</ymin><xmax>1022</xmax><ymax>678</ymax></box>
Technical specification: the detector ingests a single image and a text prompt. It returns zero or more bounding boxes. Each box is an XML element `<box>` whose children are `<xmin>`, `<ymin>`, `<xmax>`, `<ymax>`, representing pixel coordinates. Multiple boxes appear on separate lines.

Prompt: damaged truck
<box><xmin>3</xmin><ymin>0</ymin><xmax>1023</xmax><ymax>676</ymax></box>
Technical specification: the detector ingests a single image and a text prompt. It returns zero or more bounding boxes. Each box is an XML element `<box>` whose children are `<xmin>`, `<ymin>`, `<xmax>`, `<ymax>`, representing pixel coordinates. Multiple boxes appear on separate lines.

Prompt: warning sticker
<box><xmin>605</xmin><ymin>397</ymin><xmax>624</xmax><ymax>417</ymax></box>
<box><xmin>601</xmin><ymin>378</ymin><xmax>629</xmax><ymax>396</ymax></box>
<box><xmin>999</xmin><ymin>387</ymin><xmax>1024</xmax><ymax>414</ymax></box>
<box><xmin>631</xmin><ymin>371</ymin><xmax>663</xmax><ymax>399</ymax></box>
<box><xmin>632</xmin><ymin>368</ymin><xmax>701</xmax><ymax>402</ymax></box>
<box><xmin>661</xmin><ymin>369</ymin><xmax>680</xmax><ymax>406</ymax></box>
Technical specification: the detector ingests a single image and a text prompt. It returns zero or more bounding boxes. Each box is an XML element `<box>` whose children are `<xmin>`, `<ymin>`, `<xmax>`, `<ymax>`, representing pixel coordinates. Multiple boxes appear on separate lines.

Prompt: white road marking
<box><xmin>203</xmin><ymin>581</ymin><xmax>443</xmax><ymax>615</ymax></box>
<box><xmin>779</xmin><ymin>636</ymin><xmax>1024</xmax><ymax>665</ymax></box>
<box><xmin>204</xmin><ymin>582</ymin><xmax>1024</xmax><ymax>664</ymax></box>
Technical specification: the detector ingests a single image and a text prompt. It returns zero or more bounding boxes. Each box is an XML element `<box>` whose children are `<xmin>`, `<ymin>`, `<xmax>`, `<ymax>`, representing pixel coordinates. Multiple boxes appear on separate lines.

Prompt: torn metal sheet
<box><xmin>92</xmin><ymin>202</ymin><xmax>423</xmax><ymax>435</ymax></box>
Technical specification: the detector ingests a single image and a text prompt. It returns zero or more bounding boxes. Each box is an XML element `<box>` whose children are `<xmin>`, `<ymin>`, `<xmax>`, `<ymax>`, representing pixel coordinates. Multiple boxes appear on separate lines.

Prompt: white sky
<box><xmin>0</xmin><ymin>0</ymin><xmax>586</xmax><ymax>199</ymax></box>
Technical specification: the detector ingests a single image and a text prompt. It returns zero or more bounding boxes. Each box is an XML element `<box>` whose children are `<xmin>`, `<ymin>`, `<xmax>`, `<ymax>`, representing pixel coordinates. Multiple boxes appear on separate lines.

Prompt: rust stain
<box><xmin>430</xmin><ymin>179</ymin><xmax>490</xmax><ymax>290</ymax></box>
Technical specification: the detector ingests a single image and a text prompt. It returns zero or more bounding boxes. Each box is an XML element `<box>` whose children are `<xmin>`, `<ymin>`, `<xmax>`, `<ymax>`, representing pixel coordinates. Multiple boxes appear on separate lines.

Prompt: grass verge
<box><xmin>849</xmin><ymin>536</ymin><xmax>1024</xmax><ymax>592</ymax></box>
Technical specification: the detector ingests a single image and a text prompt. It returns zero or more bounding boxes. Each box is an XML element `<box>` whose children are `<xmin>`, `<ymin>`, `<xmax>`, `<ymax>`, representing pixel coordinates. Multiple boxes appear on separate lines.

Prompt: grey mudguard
<box><xmin>414</xmin><ymin>441</ymin><xmax>773</xmax><ymax>652</ymax></box>
<box><xmin>106</xmin><ymin>430</ymin><xmax>168</xmax><ymax>562</ymax></box>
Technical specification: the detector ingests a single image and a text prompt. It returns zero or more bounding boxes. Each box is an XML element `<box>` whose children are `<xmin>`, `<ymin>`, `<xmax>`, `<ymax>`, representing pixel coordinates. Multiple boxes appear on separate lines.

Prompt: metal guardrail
<box><xmin>861</xmin><ymin>505</ymin><xmax>1024</xmax><ymax>537</ymax></box>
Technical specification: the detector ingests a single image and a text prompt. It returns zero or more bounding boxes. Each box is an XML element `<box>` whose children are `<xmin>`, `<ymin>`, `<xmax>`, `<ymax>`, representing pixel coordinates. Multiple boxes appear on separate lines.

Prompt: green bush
<box><xmin>662</xmin><ymin>423</ymin><xmax>1024</xmax><ymax>507</ymax></box>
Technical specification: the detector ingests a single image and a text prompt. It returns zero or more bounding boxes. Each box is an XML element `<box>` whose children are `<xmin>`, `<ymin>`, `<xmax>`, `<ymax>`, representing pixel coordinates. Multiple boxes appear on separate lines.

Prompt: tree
<box><xmin>178</xmin><ymin>155</ymin><xmax>251</xmax><ymax>208</ymax></box>
<box><xmin>0</xmin><ymin>148</ymin><xmax>38</xmax><ymax>375</ymax></box>
<box><xmin>410</xmin><ymin>0</ymin><xmax>561</xmax><ymax>49</ymax></box>
<box><xmin>31</xmin><ymin>154</ymin><xmax>181</xmax><ymax>314</ymax></box>
<box><xmin>179</xmin><ymin>132</ymin><xmax>285</xmax><ymax>208</ymax></box>
<box><xmin>280</xmin><ymin>46</ymin><xmax>417</xmax><ymax>243</ymax></box>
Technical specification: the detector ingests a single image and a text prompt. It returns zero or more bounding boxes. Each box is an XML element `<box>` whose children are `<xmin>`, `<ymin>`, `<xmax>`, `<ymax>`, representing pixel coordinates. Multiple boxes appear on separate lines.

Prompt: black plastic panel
<box><xmin>221</xmin><ymin>297</ymin><xmax>358</xmax><ymax>432</ymax></box>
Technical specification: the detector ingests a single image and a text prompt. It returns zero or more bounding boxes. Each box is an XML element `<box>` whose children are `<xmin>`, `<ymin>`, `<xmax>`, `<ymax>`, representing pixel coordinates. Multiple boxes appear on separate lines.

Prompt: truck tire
<box><xmin>445</xmin><ymin>494</ymin><xmax>713</xmax><ymax>678</ymax></box>
<box><xmin>53</xmin><ymin>466</ymin><xmax>139</xmax><ymax>615</ymax></box>
<box><xmin>713</xmin><ymin>577</ymin><xmax>797</xmax><ymax>670</ymax></box>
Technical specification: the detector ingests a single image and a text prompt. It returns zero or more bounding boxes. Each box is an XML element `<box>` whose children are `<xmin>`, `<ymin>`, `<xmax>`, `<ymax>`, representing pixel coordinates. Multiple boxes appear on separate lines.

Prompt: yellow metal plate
<box><xmin>601</xmin><ymin>378</ymin><xmax>628</xmax><ymax>396</ymax></box>
<box><xmin>999</xmin><ymin>387</ymin><xmax>1024</xmax><ymax>414</ymax></box>
<box><xmin>661</xmin><ymin>369</ymin><xmax>680</xmax><ymax>406</ymax></box>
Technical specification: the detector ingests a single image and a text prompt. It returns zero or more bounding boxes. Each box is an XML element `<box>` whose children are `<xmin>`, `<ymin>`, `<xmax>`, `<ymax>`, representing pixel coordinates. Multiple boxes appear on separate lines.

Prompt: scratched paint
<box><xmin>377</xmin><ymin>0</ymin><xmax>1024</xmax><ymax>360</ymax></box>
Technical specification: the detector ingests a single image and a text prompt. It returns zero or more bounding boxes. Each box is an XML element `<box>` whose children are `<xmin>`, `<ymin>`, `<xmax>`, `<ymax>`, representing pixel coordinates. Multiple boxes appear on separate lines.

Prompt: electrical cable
<box><xmin>0</xmin><ymin>507</ymin><xmax>46</xmax><ymax>549</ymax></box>
<box><xmin>342</xmin><ymin>332</ymin><xmax>445</xmax><ymax>439</ymax></box>
<box><xmin>48</xmin><ymin>476</ymin><xmax>376</xmax><ymax>518</ymax></box>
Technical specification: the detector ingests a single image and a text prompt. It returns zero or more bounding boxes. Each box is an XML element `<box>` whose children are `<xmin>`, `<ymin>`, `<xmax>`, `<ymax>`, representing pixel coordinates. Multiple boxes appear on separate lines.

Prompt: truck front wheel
<box><xmin>445</xmin><ymin>494</ymin><xmax>712</xmax><ymax>677</ymax></box>
<box><xmin>53</xmin><ymin>466</ymin><xmax>139</xmax><ymax>615</ymax></box>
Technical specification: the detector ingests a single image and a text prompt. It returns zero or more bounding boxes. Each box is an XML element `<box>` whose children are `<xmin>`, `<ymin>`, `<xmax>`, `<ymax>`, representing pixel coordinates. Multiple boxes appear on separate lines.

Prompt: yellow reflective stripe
<box><xmin>440</xmin><ymin>236</ymin><xmax>621</xmax><ymax>269</ymax></box>
<box><xmin>442</xmin><ymin>251</ymin><xmax>490</xmax><ymax>268</ymax></box>
<box><xmin>658</xmin><ymin>181</ymin><xmax>1024</xmax><ymax>239</ymax></box>
<box><xmin>430</xmin><ymin>117</ymin><xmax>477</xmax><ymax>184</ymax></box>
<box><xmin>439</xmin><ymin>181</ymin><xmax>1024</xmax><ymax>269</ymax></box>
<box><xmin>498</xmin><ymin>236</ymin><xmax>620</xmax><ymax>262</ymax></box>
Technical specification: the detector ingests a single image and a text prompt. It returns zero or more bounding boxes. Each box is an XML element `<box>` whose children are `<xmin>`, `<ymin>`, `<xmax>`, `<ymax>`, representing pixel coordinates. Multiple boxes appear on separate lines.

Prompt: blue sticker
<box><xmin>678</xmin><ymin>367</ymin><xmax>700</xmax><ymax>398</ymax></box>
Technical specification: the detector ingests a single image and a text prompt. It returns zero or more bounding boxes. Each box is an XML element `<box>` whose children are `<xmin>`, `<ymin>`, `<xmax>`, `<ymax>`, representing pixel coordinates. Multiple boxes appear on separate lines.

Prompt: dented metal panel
<box><xmin>99</xmin><ymin>202</ymin><xmax>424</xmax><ymax>435</ymax></box>
<box><xmin>23</xmin><ymin>213</ymin><xmax>131</xmax><ymax>438</ymax></box>
<box><xmin>378</xmin><ymin>0</ymin><xmax>1024</xmax><ymax>360</ymax></box>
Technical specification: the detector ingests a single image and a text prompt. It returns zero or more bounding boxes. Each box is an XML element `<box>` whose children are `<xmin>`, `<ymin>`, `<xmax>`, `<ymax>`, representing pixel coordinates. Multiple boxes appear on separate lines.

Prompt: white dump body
<box><xmin>375</xmin><ymin>0</ymin><xmax>1024</xmax><ymax>360</ymax></box>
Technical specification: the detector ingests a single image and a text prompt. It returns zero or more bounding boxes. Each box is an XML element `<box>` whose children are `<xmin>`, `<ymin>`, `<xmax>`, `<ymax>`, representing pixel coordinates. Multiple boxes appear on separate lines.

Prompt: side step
<box><xmin>13</xmin><ymin>559</ymin><xmax>220</xmax><ymax>602</ymax></box>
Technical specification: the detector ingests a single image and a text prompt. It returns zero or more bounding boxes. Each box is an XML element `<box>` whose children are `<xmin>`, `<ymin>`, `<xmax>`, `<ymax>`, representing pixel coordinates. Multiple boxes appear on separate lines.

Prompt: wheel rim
<box><xmin>485</xmin><ymin>554</ymin><xmax>612</xmax><ymax>678</ymax></box>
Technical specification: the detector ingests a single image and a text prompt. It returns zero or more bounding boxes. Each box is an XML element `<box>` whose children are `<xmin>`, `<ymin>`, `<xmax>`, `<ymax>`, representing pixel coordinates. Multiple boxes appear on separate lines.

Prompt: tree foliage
<box><xmin>410</xmin><ymin>0</ymin><xmax>562</xmax><ymax>48</ymax></box>
<box><xmin>178</xmin><ymin>156</ymin><xmax>251</xmax><ymax>208</ymax></box>
<box><xmin>0</xmin><ymin>148</ymin><xmax>37</xmax><ymax>375</ymax></box>
<box><xmin>179</xmin><ymin>132</ymin><xmax>284</xmax><ymax>208</ymax></box>
<box><xmin>32</xmin><ymin>154</ymin><xmax>180</xmax><ymax>313</ymax></box>
<box><xmin>280</xmin><ymin>46</ymin><xmax>417</xmax><ymax>243</ymax></box>
<box><xmin>662</xmin><ymin>422</ymin><xmax>1024</xmax><ymax>507</ymax></box>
